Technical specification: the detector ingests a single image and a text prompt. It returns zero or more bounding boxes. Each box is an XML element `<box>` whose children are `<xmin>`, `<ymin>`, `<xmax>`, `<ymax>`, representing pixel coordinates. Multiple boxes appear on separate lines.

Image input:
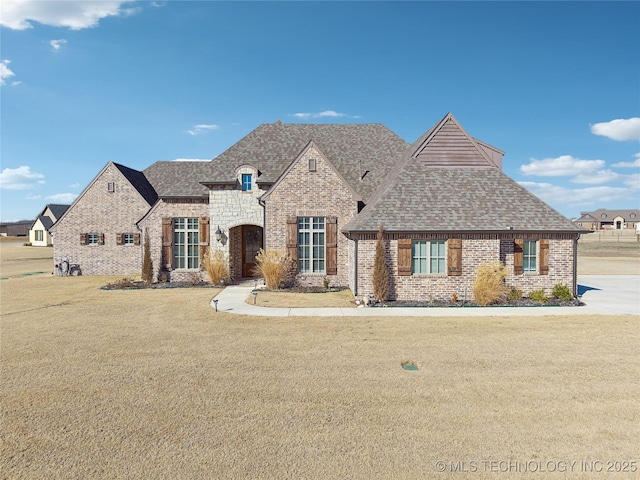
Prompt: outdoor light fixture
<box><xmin>252</xmin><ymin>291</ymin><xmax>258</xmax><ymax>305</ymax></box>
<box><xmin>213</xmin><ymin>299</ymin><xmax>219</xmax><ymax>312</ymax></box>
<box><xmin>215</xmin><ymin>226</ymin><xmax>222</xmax><ymax>243</ymax></box>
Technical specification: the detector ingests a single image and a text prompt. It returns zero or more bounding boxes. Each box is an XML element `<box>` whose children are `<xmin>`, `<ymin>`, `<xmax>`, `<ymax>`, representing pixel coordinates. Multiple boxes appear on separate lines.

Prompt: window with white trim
<box><xmin>123</xmin><ymin>233</ymin><xmax>135</xmax><ymax>245</ymax></box>
<box><xmin>88</xmin><ymin>233</ymin><xmax>99</xmax><ymax>245</ymax></box>
<box><xmin>173</xmin><ymin>218</ymin><xmax>200</xmax><ymax>269</ymax></box>
<box><xmin>35</xmin><ymin>230</ymin><xmax>44</xmax><ymax>241</ymax></box>
<box><xmin>412</xmin><ymin>240</ymin><xmax>445</xmax><ymax>274</ymax></box>
<box><xmin>298</xmin><ymin>217</ymin><xmax>325</xmax><ymax>273</ymax></box>
<box><xmin>523</xmin><ymin>240</ymin><xmax>537</xmax><ymax>272</ymax></box>
<box><xmin>242</xmin><ymin>173</ymin><xmax>252</xmax><ymax>191</ymax></box>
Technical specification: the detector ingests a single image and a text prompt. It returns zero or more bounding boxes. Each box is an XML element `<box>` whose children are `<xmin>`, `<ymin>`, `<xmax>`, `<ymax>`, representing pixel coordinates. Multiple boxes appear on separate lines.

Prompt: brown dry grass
<box><xmin>1</xmin><ymin>243</ymin><xmax>639</xmax><ymax>479</ymax></box>
<box><xmin>249</xmin><ymin>288</ymin><xmax>356</xmax><ymax>308</ymax></box>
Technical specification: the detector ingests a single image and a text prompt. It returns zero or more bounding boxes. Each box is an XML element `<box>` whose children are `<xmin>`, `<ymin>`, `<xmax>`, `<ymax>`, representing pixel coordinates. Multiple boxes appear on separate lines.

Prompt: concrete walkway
<box><xmin>210</xmin><ymin>275</ymin><xmax>639</xmax><ymax>317</ymax></box>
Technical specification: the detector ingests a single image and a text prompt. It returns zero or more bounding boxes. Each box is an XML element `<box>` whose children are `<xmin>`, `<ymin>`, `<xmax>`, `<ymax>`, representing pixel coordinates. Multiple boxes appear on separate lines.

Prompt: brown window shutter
<box><xmin>398</xmin><ymin>238</ymin><xmax>412</xmax><ymax>276</ymax></box>
<box><xmin>326</xmin><ymin>216</ymin><xmax>338</xmax><ymax>275</ymax></box>
<box><xmin>116</xmin><ymin>233</ymin><xmax>123</xmax><ymax>246</ymax></box>
<box><xmin>162</xmin><ymin>218</ymin><xmax>173</xmax><ymax>270</ymax></box>
<box><xmin>539</xmin><ymin>239</ymin><xmax>549</xmax><ymax>275</ymax></box>
<box><xmin>199</xmin><ymin>217</ymin><xmax>210</xmax><ymax>262</ymax></box>
<box><xmin>80</xmin><ymin>233</ymin><xmax>87</xmax><ymax>245</ymax></box>
<box><xmin>134</xmin><ymin>233</ymin><xmax>141</xmax><ymax>246</ymax></box>
<box><xmin>286</xmin><ymin>216</ymin><xmax>298</xmax><ymax>262</ymax></box>
<box><xmin>98</xmin><ymin>233</ymin><xmax>105</xmax><ymax>245</ymax></box>
<box><xmin>514</xmin><ymin>239</ymin><xmax>523</xmax><ymax>275</ymax></box>
<box><xmin>447</xmin><ymin>238</ymin><xmax>462</xmax><ymax>276</ymax></box>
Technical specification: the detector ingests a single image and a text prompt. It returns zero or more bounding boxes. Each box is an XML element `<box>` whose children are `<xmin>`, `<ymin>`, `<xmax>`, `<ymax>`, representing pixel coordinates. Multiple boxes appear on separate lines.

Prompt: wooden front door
<box><xmin>242</xmin><ymin>225</ymin><xmax>263</xmax><ymax>277</ymax></box>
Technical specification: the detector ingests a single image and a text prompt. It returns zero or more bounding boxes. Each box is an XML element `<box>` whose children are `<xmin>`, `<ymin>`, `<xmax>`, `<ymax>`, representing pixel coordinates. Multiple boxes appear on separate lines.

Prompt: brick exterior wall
<box><xmin>263</xmin><ymin>145</ymin><xmax>359</xmax><ymax>288</ymax></box>
<box><xmin>353</xmin><ymin>233</ymin><xmax>577</xmax><ymax>301</ymax></box>
<box><xmin>51</xmin><ymin>163</ymin><xmax>152</xmax><ymax>276</ymax></box>
<box><xmin>139</xmin><ymin>198</ymin><xmax>209</xmax><ymax>282</ymax></box>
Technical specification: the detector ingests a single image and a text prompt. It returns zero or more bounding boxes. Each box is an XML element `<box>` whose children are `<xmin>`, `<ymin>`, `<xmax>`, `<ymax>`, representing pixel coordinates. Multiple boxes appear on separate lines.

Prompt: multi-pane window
<box><xmin>123</xmin><ymin>233</ymin><xmax>135</xmax><ymax>245</ymax></box>
<box><xmin>88</xmin><ymin>233</ymin><xmax>99</xmax><ymax>245</ymax></box>
<box><xmin>523</xmin><ymin>240</ymin><xmax>537</xmax><ymax>272</ymax></box>
<box><xmin>242</xmin><ymin>173</ymin><xmax>252</xmax><ymax>191</ymax></box>
<box><xmin>298</xmin><ymin>217</ymin><xmax>325</xmax><ymax>273</ymax></box>
<box><xmin>174</xmin><ymin>218</ymin><xmax>200</xmax><ymax>269</ymax></box>
<box><xmin>412</xmin><ymin>240</ymin><xmax>445</xmax><ymax>274</ymax></box>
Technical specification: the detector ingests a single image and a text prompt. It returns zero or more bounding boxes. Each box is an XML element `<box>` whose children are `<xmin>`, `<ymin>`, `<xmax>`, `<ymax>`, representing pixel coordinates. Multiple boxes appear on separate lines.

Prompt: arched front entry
<box><xmin>229</xmin><ymin>224</ymin><xmax>264</xmax><ymax>280</ymax></box>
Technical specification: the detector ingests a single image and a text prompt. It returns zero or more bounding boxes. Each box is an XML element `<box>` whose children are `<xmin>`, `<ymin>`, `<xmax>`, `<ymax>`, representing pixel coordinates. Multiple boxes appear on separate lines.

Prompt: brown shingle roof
<box><xmin>343</xmin><ymin>167</ymin><xmax>583</xmax><ymax>233</ymax></box>
<box><xmin>143</xmin><ymin>161</ymin><xmax>210</xmax><ymax>198</ymax></box>
<box><xmin>201</xmin><ymin>122</ymin><xmax>409</xmax><ymax>202</ymax></box>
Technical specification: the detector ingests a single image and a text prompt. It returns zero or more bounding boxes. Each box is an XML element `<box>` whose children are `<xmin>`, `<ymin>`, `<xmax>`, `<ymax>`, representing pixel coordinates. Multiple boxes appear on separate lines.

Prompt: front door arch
<box><xmin>242</xmin><ymin>225</ymin><xmax>263</xmax><ymax>277</ymax></box>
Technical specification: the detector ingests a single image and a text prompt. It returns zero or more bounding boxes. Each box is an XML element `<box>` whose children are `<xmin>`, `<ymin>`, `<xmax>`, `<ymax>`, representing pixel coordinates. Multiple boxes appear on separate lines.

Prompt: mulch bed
<box><xmin>372</xmin><ymin>298</ymin><xmax>585</xmax><ymax>308</ymax></box>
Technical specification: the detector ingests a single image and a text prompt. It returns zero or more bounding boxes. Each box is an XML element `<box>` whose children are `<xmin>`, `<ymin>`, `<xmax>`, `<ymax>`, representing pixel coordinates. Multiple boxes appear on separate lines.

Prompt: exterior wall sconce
<box><xmin>214</xmin><ymin>226</ymin><xmax>228</xmax><ymax>246</ymax></box>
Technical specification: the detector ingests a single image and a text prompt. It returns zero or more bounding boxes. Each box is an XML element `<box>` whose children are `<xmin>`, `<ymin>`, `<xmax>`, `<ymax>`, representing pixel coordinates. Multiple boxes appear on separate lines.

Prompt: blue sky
<box><xmin>1</xmin><ymin>0</ymin><xmax>639</xmax><ymax>222</ymax></box>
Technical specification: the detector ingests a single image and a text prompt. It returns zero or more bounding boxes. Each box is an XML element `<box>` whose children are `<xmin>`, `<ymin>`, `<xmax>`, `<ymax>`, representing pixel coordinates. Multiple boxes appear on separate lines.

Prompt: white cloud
<box><xmin>292</xmin><ymin>110</ymin><xmax>350</xmax><ymax>119</ymax></box>
<box><xmin>0</xmin><ymin>166</ymin><xmax>45</xmax><ymax>190</ymax></box>
<box><xmin>187</xmin><ymin>124</ymin><xmax>219</xmax><ymax>136</ymax></box>
<box><xmin>571</xmin><ymin>169</ymin><xmax>622</xmax><ymax>185</ymax></box>
<box><xmin>518</xmin><ymin>181</ymin><xmax>634</xmax><ymax>207</ymax></box>
<box><xmin>25</xmin><ymin>193</ymin><xmax>42</xmax><ymax>200</ymax></box>
<box><xmin>520</xmin><ymin>155</ymin><xmax>605</xmax><ymax>177</ymax></box>
<box><xmin>612</xmin><ymin>153</ymin><xmax>640</xmax><ymax>168</ymax></box>
<box><xmin>0</xmin><ymin>59</ymin><xmax>16</xmax><ymax>85</ymax></box>
<box><xmin>590</xmin><ymin>117</ymin><xmax>640</xmax><ymax>141</ymax></box>
<box><xmin>50</xmin><ymin>39</ymin><xmax>67</xmax><ymax>51</ymax></box>
<box><xmin>623</xmin><ymin>174</ymin><xmax>640</xmax><ymax>190</ymax></box>
<box><xmin>0</xmin><ymin>0</ymin><xmax>135</xmax><ymax>30</ymax></box>
<box><xmin>45</xmin><ymin>193</ymin><xmax>78</xmax><ymax>203</ymax></box>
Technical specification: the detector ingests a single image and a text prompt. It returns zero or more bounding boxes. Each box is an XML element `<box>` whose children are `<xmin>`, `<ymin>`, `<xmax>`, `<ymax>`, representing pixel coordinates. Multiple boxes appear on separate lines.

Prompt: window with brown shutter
<box><xmin>80</xmin><ymin>233</ymin><xmax>87</xmax><ymax>245</ymax></box>
<box><xmin>116</xmin><ymin>233</ymin><xmax>123</xmax><ymax>246</ymax></box>
<box><xmin>447</xmin><ymin>238</ymin><xmax>462</xmax><ymax>276</ymax></box>
<box><xmin>199</xmin><ymin>217</ymin><xmax>210</xmax><ymax>262</ymax></box>
<box><xmin>539</xmin><ymin>239</ymin><xmax>549</xmax><ymax>275</ymax></box>
<box><xmin>286</xmin><ymin>217</ymin><xmax>298</xmax><ymax>262</ymax></box>
<box><xmin>398</xmin><ymin>238</ymin><xmax>412</xmax><ymax>276</ymax></box>
<box><xmin>134</xmin><ymin>233</ymin><xmax>141</xmax><ymax>246</ymax></box>
<box><xmin>514</xmin><ymin>239</ymin><xmax>524</xmax><ymax>275</ymax></box>
<box><xmin>326</xmin><ymin>216</ymin><xmax>337</xmax><ymax>275</ymax></box>
<box><xmin>98</xmin><ymin>233</ymin><xmax>105</xmax><ymax>245</ymax></box>
<box><xmin>162</xmin><ymin>218</ymin><xmax>173</xmax><ymax>270</ymax></box>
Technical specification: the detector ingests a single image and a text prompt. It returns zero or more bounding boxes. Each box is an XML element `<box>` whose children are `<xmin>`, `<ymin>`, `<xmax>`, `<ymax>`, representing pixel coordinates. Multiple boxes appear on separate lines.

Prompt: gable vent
<box><xmin>309</xmin><ymin>158</ymin><xmax>317</xmax><ymax>172</ymax></box>
<box><xmin>107</xmin><ymin>182</ymin><xmax>115</xmax><ymax>193</ymax></box>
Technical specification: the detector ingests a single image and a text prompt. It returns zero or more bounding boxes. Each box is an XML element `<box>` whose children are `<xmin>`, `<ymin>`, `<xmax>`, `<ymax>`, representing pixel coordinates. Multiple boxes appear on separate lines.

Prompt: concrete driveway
<box><xmin>212</xmin><ymin>275</ymin><xmax>639</xmax><ymax>317</ymax></box>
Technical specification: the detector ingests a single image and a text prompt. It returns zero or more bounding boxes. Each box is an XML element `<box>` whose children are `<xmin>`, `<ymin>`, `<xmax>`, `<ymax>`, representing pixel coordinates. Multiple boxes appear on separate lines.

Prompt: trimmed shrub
<box><xmin>529</xmin><ymin>289</ymin><xmax>548</xmax><ymax>303</ymax></box>
<box><xmin>141</xmin><ymin>228</ymin><xmax>153</xmax><ymax>285</ymax></box>
<box><xmin>473</xmin><ymin>261</ymin><xmax>508</xmax><ymax>306</ymax></box>
<box><xmin>202</xmin><ymin>247</ymin><xmax>231</xmax><ymax>286</ymax></box>
<box><xmin>507</xmin><ymin>286</ymin><xmax>523</xmax><ymax>302</ymax></box>
<box><xmin>372</xmin><ymin>224</ymin><xmax>389</xmax><ymax>302</ymax></box>
<box><xmin>552</xmin><ymin>283</ymin><xmax>573</xmax><ymax>301</ymax></box>
<box><xmin>253</xmin><ymin>248</ymin><xmax>293</xmax><ymax>290</ymax></box>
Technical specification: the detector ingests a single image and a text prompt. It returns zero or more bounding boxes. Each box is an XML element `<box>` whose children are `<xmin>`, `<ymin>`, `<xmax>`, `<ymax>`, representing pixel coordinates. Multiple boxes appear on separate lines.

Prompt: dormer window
<box><xmin>242</xmin><ymin>174</ymin><xmax>252</xmax><ymax>191</ymax></box>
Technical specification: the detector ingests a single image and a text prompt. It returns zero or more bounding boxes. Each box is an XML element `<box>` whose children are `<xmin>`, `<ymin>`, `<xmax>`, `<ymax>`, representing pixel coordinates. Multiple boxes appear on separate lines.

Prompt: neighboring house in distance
<box><xmin>0</xmin><ymin>221</ymin><xmax>31</xmax><ymax>237</ymax></box>
<box><xmin>51</xmin><ymin>113</ymin><xmax>587</xmax><ymax>298</ymax></box>
<box><xmin>574</xmin><ymin>209</ymin><xmax>640</xmax><ymax>231</ymax></box>
<box><xmin>29</xmin><ymin>204</ymin><xmax>70</xmax><ymax>246</ymax></box>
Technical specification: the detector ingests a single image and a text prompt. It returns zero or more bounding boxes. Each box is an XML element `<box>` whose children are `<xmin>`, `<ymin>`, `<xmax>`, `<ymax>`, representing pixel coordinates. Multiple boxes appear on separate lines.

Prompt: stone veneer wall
<box><xmin>52</xmin><ymin>163</ymin><xmax>151</xmax><ymax>276</ymax></box>
<box><xmin>353</xmin><ymin>233</ymin><xmax>577</xmax><ymax>301</ymax></box>
<box><xmin>208</xmin><ymin>165</ymin><xmax>265</xmax><ymax>277</ymax></box>
<box><xmin>139</xmin><ymin>198</ymin><xmax>209</xmax><ymax>282</ymax></box>
<box><xmin>263</xmin><ymin>145</ymin><xmax>359</xmax><ymax>288</ymax></box>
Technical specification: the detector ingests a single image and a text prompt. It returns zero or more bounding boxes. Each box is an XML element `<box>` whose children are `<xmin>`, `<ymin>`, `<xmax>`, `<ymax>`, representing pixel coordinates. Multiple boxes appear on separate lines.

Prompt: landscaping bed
<box><xmin>372</xmin><ymin>297</ymin><xmax>585</xmax><ymax>308</ymax></box>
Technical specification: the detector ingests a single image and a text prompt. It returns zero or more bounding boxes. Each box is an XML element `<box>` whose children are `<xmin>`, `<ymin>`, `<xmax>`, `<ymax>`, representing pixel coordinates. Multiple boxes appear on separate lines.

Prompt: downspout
<box><xmin>573</xmin><ymin>234</ymin><xmax>579</xmax><ymax>297</ymax></box>
<box><xmin>353</xmin><ymin>236</ymin><xmax>358</xmax><ymax>296</ymax></box>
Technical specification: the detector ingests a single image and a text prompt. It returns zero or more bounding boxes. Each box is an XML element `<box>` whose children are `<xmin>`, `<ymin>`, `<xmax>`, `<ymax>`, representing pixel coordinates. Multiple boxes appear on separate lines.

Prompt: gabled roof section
<box><xmin>343</xmin><ymin>113</ymin><xmax>582</xmax><ymax>234</ymax></box>
<box><xmin>200</xmin><ymin>122</ymin><xmax>409</xmax><ymax>203</ymax></box>
<box><xmin>113</xmin><ymin>163</ymin><xmax>158</xmax><ymax>205</ymax></box>
<box><xmin>143</xmin><ymin>161</ymin><xmax>211</xmax><ymax>198</ymax></box>
<box><xmin>409</xmin><ymin>112</ymin><xmax>499</xmax><ymax>168</ymax></box>
<box><xmin>35</xmin><ymin>215</ymin><xmax>54</xmax><ymax>230</ymax></box>
<box><xmin>343</xmin><ymin>167</ymin><xmax>584</xmax><ymax>233</ymax></box>
<box><xmin>44</xmin><ymin>204</ymin><xmax>70</xmax><ymax>220</ymax></box>
<box><xmin>260</xmin><ymin>140</ymin><xmax>363</xmax><ymax>203</ymax></box>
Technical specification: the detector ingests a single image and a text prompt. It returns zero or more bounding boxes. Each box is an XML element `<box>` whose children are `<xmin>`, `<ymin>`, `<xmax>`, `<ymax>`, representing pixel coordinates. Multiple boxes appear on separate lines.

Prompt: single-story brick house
<box><xmin>29</xmin><ymin>204</ymin><xmax>69</xmax><ymax>247</ymax></box>
<box><xmin>574</xmin><ymin>209</ymin><xmax>640</xmax><ymax>231</ymax></box>
<box><xmin>51</xmin><ymin>113</ymin><xmax>586</xmax><ymax>299</ymax></box>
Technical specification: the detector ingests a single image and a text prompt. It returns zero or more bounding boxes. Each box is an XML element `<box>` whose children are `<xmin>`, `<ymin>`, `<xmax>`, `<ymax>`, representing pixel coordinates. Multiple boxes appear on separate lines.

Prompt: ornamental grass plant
<box><xmin>253</xmin><ymin>248</ymin><xmax>294</xmax><ymax>290</ymax></box>
<box><xmin>202</xmin><ymin>247</ymin><xmax>231</xmax><ymax>286</ymax></box>
<box><xmin>473</xmin><ymin>261</ymin><xmax>508</xmax><ymax>306</ymax></box>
